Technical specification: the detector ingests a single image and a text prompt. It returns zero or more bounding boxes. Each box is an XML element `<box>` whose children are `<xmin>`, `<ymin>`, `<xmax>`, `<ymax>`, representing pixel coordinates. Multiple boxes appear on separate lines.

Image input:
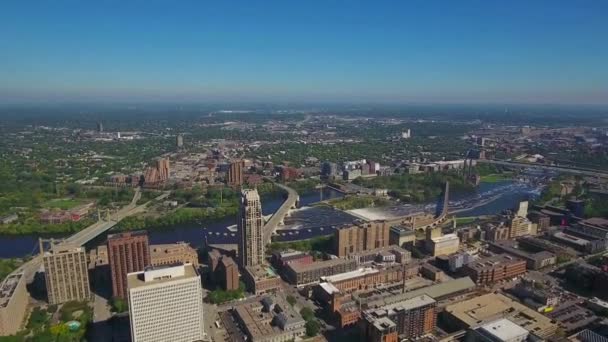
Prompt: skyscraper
<box><xmin>238</xmin><ymin>189</ymin><xmax>264</xmax><ymax>267</ymax></box>
<box><xmin>176</xmin><ymin>134</ymin><xmax>183</xmax><ymax>148</ymax></box>
<box><xmin>96</xmin><ymin>121</ymin><xmax>103</xmax><ymax>132</ymax></box>
<box><xmin>128</xmin><ymin>264</ymin><xmax>205</xmax><ymax>342</ymax></box>
<box><xmin>41</xmin><ymin>243</ymin><xmax>91</xmax><ymax>305</ymax></box>
<box><xmin>108</xmin><ymin>231</ymin><xmax>151</xmax><ymax>299</ymax></box>
<box><xmin>228</xmin><ymin>160</ymin><xmax>245</xmax><ymax>186</ymax></box>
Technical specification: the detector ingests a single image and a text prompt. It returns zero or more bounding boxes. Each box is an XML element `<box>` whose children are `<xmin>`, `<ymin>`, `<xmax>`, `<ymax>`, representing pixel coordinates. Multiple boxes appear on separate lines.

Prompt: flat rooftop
<box><xmin>478</xmin><ymin>318</ymin><xmax>528</xmax><ymax>341</ymax></box>
<box><xmin>127</xmin><ymin>264</ymin><xmax>198</xmax><ymax>289</ymax></box>
<box><xmin>432</xmin><ymin>233</ymin><xmax>459</xmax><ymax>243</ymax></box>
<box><xmin>0</xmin><ymin>273</ymin><xmax>23</xmax><ymax>308</ymax></box>
<box><xmin>322</xmin><ymin>267</ymin><xmax>379</xmax><ymax>283</ymax></box>
<box><xmin>445</xmin><ymin>293</ymin><xmax>557</xmax><ymax>338</ymax></box>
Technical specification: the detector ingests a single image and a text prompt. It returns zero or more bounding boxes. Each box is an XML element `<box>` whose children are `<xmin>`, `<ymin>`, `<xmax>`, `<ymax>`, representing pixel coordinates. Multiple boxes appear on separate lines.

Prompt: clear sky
<box><xmin>1</xmin><ymin>1</ymin><xmax>607</xmax><ymax>104</ymax></box>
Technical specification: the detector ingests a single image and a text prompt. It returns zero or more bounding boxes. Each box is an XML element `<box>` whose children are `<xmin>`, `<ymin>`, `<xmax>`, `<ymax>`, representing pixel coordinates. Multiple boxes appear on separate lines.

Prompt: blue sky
<box><xmin>1</xmin><ymin>1</ymin><xmax>607</xmax><ymax>104</ymax></box>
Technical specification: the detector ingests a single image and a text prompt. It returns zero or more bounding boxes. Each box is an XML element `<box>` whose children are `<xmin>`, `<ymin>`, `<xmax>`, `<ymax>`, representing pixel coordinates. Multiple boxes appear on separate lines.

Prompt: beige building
<box><xmin>334</xmin><ymin>221</ymin><xmax>391</xmax><ymax>257</ymax></box>
<box><xmin>509</xmin><ymin>216</ymin><xmax>537</xmax><ymax>238</ymax></box>
<box><xmin>150</xmin><ymin>242</ymin><xmax>198</xmax><ymax>267</ymax></box>
<box><xmin>444</xmin><ymin>293</ymin><xmax>558</xmax><ymax>339</ymax></box>
<box><xmin>425</xmin><ymin>227</ymin><xmax>459</xmax><ymax>256</ymax></box>
<box><xmin>127</xmin><ymin>264</ymin><xmax>204</xmax><ymax>342</ymax></box>
<box><xmin>42</xmin><ymin>244</ymin><xmax>91</xmax><ymax>305</ymax></box>
<box><xmin>238</xmin><ymin>189</ymin><xmax>264</xmax><ymax>267</ymax></box>
<box><xmin>0</xmin><ymin>273</ymin><xmax>28</xmax><ymax>336</ymax></box>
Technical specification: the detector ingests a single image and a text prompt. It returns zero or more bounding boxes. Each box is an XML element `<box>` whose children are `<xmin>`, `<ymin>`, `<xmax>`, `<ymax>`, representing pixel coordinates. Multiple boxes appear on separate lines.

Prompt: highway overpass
<box><xmin>262</xmin><ymin>181</ymin><xmax>299</xmax><ymax>244</ymax></box>
<box><xmin>477</xmin><ymin>159</ymin><xmax>608</xmax><ymax>179</ymax></box>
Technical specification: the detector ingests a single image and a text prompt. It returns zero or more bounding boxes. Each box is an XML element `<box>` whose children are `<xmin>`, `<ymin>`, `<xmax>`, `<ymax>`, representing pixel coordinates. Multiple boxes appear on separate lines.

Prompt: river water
<box><xmin>0</xmin><ymin>181</ymin><xmax>540</xmax><ymax>258</ymax></box>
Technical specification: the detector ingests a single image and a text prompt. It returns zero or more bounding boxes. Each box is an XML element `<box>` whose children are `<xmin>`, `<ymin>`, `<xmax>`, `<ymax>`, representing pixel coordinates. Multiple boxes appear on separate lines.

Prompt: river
<box><xmin>0</xmin><ymin>181</ymin><xmax>541</xmax><ymax>259</ymax></box>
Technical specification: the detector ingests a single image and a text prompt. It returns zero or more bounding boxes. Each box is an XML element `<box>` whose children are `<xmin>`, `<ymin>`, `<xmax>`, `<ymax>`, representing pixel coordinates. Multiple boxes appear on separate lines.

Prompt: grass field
<box><xmin>454</xmin><ymin>216</ymin><xmax>478</xmax><ymax>225</ymax></box>
<box><xmin>480</xmin><ymin>173</ymin><xmax>513</xmax><ymax>183</ymax></box>
<box><xmin>44</xmin><ymin>198</ymin><xmax>83</xmax><ymax>210</ymax></box>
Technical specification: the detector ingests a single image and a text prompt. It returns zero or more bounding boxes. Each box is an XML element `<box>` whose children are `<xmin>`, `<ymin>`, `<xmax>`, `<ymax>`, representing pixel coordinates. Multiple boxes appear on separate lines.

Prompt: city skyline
<box><xmin>1</xmin><ymin>1</ymin><xmax>607</xmax><ymax>105</ymax></box>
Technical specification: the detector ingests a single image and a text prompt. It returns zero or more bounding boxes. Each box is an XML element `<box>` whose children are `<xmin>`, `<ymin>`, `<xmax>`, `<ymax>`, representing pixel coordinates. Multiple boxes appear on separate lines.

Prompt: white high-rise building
<box><xmin>127</xmin><ymin>264</ymin><xmax>205</xmax><ymax>342</ymax></box>
<box><xmin>238</xmin><ymin>189</ymin><xmax>264</xmax><ymax>267</ymax></box>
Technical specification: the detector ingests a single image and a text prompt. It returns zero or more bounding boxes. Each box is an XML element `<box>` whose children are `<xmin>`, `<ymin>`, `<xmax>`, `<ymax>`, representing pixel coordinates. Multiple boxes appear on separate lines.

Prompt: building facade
<box><xmin>42</xmin><ymin>245</ymin><xmax>91</xmax><ymax>304</ymax></box>
<box><xmin>284</xmin><ymin>258</ymin><xmax>358</xmax><ymax>286</ymax></box>
<box><xmin>238</xmin><ymin>189</ymin><xmax>264</xmax><ymax>267</ymax></box>
<box><xmin>127</xmin><ymin>264</ymin><xmax>205</xmax><ymax>342</ymax></box>
<box><xmin>334</xmin><ymin>221</ymin><xmax>391</xmax><ymax>257</ymax></box>
<box><xmin>463</xmin><ymin>254</ymin><xmax>527</xmax><ymax>285</ymax></box>
<box><xmin>228</xmin><ymin>160</ymin><xmax>245</xmax><ymax>186</ymax></box>
<box><xmin>108</xmin><ymin>231</ymin><xmax>151</xmax><ymax>299</ymax></box>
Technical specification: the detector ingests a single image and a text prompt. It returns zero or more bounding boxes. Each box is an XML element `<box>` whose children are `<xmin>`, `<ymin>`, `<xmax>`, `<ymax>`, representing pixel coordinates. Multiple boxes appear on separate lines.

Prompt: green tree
<box><xmin>305</xmin><ymin>320</ymin><xmax>321</xmax><ymax>337</ymax></box>
<box><xmin>286</xmin><ymin>295</ymin><xmax>296</xmax><ymax>307</ymax></box>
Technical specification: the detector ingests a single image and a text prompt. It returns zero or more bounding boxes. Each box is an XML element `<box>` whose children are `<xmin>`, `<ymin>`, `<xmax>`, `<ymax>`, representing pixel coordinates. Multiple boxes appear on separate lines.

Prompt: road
<box><xmin>478</xmin><ymin>159</ymin><xmax>608</xmax><ymax>179</ymax></box>
<box><xmin>262</xmin><ymin>181</ymin><xmax>299</xmax><ymax>244</ymax></box>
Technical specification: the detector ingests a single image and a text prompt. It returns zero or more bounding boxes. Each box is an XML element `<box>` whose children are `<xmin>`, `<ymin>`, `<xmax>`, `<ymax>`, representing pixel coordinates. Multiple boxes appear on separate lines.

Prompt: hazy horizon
<box><xmin>1</xmin><ymin>1</ymin><xmax>607</xmax><ymax>105</ymax></box>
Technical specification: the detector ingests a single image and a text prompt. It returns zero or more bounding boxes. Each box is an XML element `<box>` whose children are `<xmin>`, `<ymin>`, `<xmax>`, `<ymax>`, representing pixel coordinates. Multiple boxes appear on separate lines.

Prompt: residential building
<box><xmin>425</xmin><ymin>227</ymin><xmax>460</xmax><ymax>256</ymax></box>
<box><xmin>362</xmin><ymin>294</ymin><xmax>437</xmax><ymax>341</ymax></box>
<box><xmin>483</xmin><ymin>224</ymin><xmax>510</xmax><ymax>242</ymax></box>
<box><xmin>127</xmin><ymin>264</ymin><xmax>205</xmax><ymax>342</ymax></box>
<box><xmin>319</xmin><ymin>265</ymin><xmax>406</xmax><ymax>294</ymax></box>
<box><xmin>334</xmin><ymin>221</ymin><xmax>391</xmax><ymax>257</ymax></box>
<box><xmin>228</xmin><ymin>160</ymin><xmax>245</xmax><ymax>186</ymax></box>
<box><xmin>108</xmin><ymin>231</ymin><xmax>151</xmax><ymax>299</ymax></box>
<box><xmin>284</xmin><ymin>258</ymin><xmax>357</xmax><ymax>286</ymax></box>
<box><xmin>0</xmin><ymin>273</ymin><xmax>28</xmax><ymax>336</ymax></box>
<box><xmin>218</xmin><ymin>256</ymin><xmax>240</xmax><ymax>291</ymax></box>
<box><xmin>509</xmin><ymin>216</ymin><xmax>536</xmax><ymax>238</ymax></box>
<box><xmin>389</xmin><ymin>225</ymin><xmax>416</xmax><ymax>248</ymax></box>
<box><xmin>462</xmin><ymin>254</ymin><xmax>526</xmax><ymax>285</ymax></box>
<box><xmin>238</xmin><ymin>189</ymin><xmax>264</xmax><ymax>267</ymax></box>
<box><xmin>528</xmin><ymin>211</ymin><xmax>550</xmax><ymax>232</ymax></box>
<box><xmin>42</xmin><ymin>244</ymin><xmax>90</xmax><ymax>304</ymax></box>
<box><xmin>150</xmin><ymin>242</ymin><xmax>198</xmax><ymax>267</ymax></box>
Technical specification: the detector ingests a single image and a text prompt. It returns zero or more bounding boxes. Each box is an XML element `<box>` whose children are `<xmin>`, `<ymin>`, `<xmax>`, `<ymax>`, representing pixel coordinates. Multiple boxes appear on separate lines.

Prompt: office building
<box><xmin>444</xmin><ymin>293</ymin><xmax>558</xmax><ymax>339</ymax></box>
<box><xmin>284</xmin><ymin>258</ymin><xmax>357</xmax><ymax>286</ymax></box>
<box><xmin>350</xmin><ymin>245</ymin><xmax>411</xmax><ymax>266</ymax></box>
<box><xmin>362</xmin><ymin>294</ymin><xmax>436</xmax><ymax>341</ymax></box>
<box><xmin>516</xmin><ymin>201</ymin><xmax>529</xmax><ymax>218</ymax></box>
<box><xmin>108</xmin><ymin>231</ymin><xmax>151</xmax><ymax>299</ymax></box>
<box><xmin>96</xmin><ymin>121</ymin><xmax>103</xmax><ymax>132</ymax></box>
<box><xmin>0</xmin><ymin>273</ymin><xmax>28</xmax><ymax>336</ymax></box>
<box><xmin>462</xmin><ymin>254</ymin><xmax>526</xmax><ymax>285</ymax></box>
<box><xmin>320</xmin><ymin>161</ymin><xmax>339</xmax><ymax>180</ymax></box>
<box><xmin>238</xmin><ymin>189</ymin><xmax>264</xmax><ymax>267</ymax></box>
<box><xmin>127</xmin><ymin>264</ymin><xmax>205</xmax><ymax>342</ymax></box>
<box><xmin>144</xmin><ymin>158</ymin><xmax>171</xmax><ymax>184</ymax></box>
<box><xmin>334</xmin><ymin>221</ymin><xmax>390</xmax><ymax>257</ymax></box>
<box><xmin>42</xmin><ymin>244</ymin><xmax>90</xmax><ymax>305</ymax></box>
<box><xmin>271</xmin><ymin>250</ymin><xmax>313</xmax><ymax>270</ymax></box>
<box><xmin>150</xmin><ymin>242</ymin><xmax>198</xmax><ymax>267</ymax></box>
<box><xmin>242</xmin><ymin>264</ymin><xmax>281</xmax><ymax>295</ymax></box>
<box><xmin>176</xmin><ymin>134</ymin><xmax>183</xmax><ymax>148</ymax></box>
